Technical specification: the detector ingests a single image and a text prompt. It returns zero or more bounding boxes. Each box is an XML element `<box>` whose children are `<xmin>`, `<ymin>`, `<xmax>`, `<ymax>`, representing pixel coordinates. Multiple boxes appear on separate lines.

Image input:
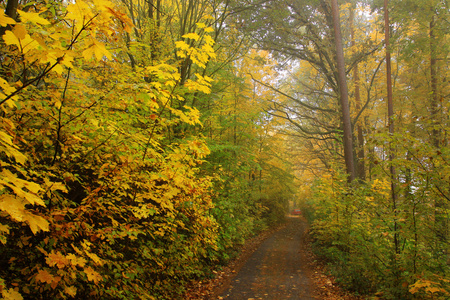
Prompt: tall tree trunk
<box><xmin>429</xmin><ymin>11</ymin><xmax>448</xmax><ymax>245</ymax></box>
<box><xmin>430</xmin><ymin>15</ymin><xmax>440</xmax><ymax>147</ymax></box>
<box><xmin>384</xmin><ymin>0</ymin><xmax>400</xmax><ymax>293</ymax></box>
<box><xmin>384</xmin><ymin>0</ymin><xmax>398</xmax><ymax>250</ymax></box>
<box><xmin>350</xmin><ymin>6</ymin><xmax>365</xmax><ymax>181</ymax></box>
<box><xmin>331</xmin><ymin>0</ymin><xmax>355</xmax><ymax>182</ymax></box>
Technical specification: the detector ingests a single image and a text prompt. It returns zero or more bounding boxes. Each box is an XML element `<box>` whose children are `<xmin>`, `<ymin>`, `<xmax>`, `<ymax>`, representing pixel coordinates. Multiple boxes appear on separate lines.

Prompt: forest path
<box><xmin>218</xmin><ymin>216</ymin><xmax>315</xmax><ymax>300</ymax></box>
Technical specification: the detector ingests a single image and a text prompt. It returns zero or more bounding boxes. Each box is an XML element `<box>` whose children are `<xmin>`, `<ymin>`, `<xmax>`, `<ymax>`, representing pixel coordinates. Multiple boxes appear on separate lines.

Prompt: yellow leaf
<box><xmin>66</xmin><ymin>0</ymin><xmax>95</xmax><ymax>31</ymax></box>
<box><xmin>23</xmin><ymin>213</ymin><xmax>49</xmax><ymax>234</ymax></box>
<box><xmin>0</xmin><ymin>169</ymin><xmax>44</xmax><ymax>206</ymax></box>
<box><xmin>82</xmin><ymin>40</ymin><xmax>112</xmax><ymax>61</ymax></box>
<box><xmin>20</xmin><ymin>34</ymin><xmax>40</xmax><ymax>53</ymax></box>
<box><xmin>0</xmin><ymin>194</ymin><xmax>26</xmax><ymax>222</ymax></box>
<box><xmin>64</xmin><ymin>286</ymin><xmax>77</xmax><ymax>297</ymax></box>
<box><xmin>175</xmin><ymin>40</ymin><xmax>190</xmax><ymax>51</ymax></box>
<box><xmin>66</xmin><ymin>253</ymin><xmax>87</xmax><ymax>267</ymax></box>
<box><xmin>182</xmin><ymin>32</ymin><xmax>200</xmax><ymax>41</ymax></box>
<box><xmin>52</xmin><ymin>64</ymin><xmax>64</xmax><ymax>75</ymax></box>
<box><xmin>0</xmin><ymin>78</ymin><xmax>16</xmax><ymax>96</ymax></box>
<box><xmin>426</xmin><ymin>287</ymin><xmax>443</xmax><ymax>293</ymax></box>
<box><xmin>0</xmin><ymin>13</ymin><xmax>16</xmax><ymax>27</ymax></box>
<box><xmin>0</xmin><ymin>130</ymin><xmax>27</xmax><ymax>163</ymax></box>
<box><xmin>60</xmin><ymin>51</ymin><xmax>75</xmax><ymax>69</ymax></box>
<box><xmin>2</xmin><ymin>30</ymin><xmax>40</xmax><ymax>53</ymax></box>
<box><xmin>0</xmin><ymin>195</ymin><xmax>49</xmax><ymax>234</ymax></box>
<box><xmin>2</xmin><ymin>30</ymin><xmax>20</xmax><ymax>47</ymax></box>
<box><xmin>12</xmin><ymin>24</ymin><xmax>26</xmax><ymax>39</ymax></box>
<box><xmin>84</xmin><ymin>266</ymin><xmax>102</xmax><ymax>284</ymax></box>
<box><xmin>51</xmin><ymin>182</ymin><xmax>68</xmax><ymax>193</ymax></box>
<box><xmin>85</xmin><ymin>250</ymin><xmax>103</xmax><ymax>265</ymax></box>
<box><xmin>18</xmin><ymin>10</ymin><xmax>50</xmax><ymax>25</ymax></box>
<box><xmin>1</xmin><ymin>288</ymin><xmax>23</xmax><ymax>300</ymax></box>
<box><xmin>0</xmin><ymin>130</ymin><xmax>14</xmax><ymax>146</ymax></box>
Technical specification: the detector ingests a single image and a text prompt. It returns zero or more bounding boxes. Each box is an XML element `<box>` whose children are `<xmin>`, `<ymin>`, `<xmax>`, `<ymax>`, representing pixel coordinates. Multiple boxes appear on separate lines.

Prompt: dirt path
<box><xmin>184</xmin><ymin>216</ymin><xmax>363</xmax><ymax>300</ymax></box>
<box><xmin>218</xmin><ymin>216</ymin><xmax>315</xmax><ymax>300</ymax></box>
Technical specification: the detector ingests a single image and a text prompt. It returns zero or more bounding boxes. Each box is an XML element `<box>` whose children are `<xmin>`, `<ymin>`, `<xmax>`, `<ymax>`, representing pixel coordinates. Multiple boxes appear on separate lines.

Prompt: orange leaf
<box><xmin>46</xmin><ymin>251</ymin><xmax>69</xmax><ymax>269</ymax></box>
<box><xmin>84</xmin><ymin>266</ymin><xmax>102</xmax><ymax>284</ymax></box>
<box><xmin>35</xmin><ymin>269</ymin><xmax>53</xmax><ymax>284</ymax></box>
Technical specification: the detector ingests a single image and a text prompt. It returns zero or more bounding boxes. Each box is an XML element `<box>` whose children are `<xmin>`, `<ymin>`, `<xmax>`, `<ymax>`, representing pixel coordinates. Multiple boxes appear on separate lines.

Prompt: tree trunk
<box><xmin>350</xmin><ymin>6</ymin><xmax>365</xmax><ymax>181</ymax></box>
<box><xmin>330</xmin><ymin>0</ymin><xmax>355</xmax><ymax>182</ymax></box>
<box><xmin>430</xmin><ymin>15</ymin><xmax>440</xmax><ymax>148</ymax></box>
<box><xmin>384</xmin><ymin>0</ymin><xmax>401</xmax><ymax>294</ymax></box>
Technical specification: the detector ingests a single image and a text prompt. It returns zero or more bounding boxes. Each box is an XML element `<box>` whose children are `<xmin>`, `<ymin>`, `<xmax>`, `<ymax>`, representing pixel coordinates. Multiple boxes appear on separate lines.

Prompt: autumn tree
<box><xmin>302</xmin><ymin>0</ymin><xmax>450</xmax><ymax>298</ymax></box>
<box><xmin>230</xmin><ymin>0</ymin><xmax>380</xmax><ymax>182</ymax></box>
<box><xmin>0</xmin><ymin>0</ymin><xmax>223</xmax><ymax>298</ymax></box>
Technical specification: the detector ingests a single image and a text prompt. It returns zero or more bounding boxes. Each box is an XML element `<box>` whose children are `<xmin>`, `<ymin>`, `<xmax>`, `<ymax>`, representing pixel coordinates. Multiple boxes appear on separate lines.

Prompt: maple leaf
<box><xmin>65</xmin><ymin>0</ymin><xmax>93</xmax><ymax>30</ymax></box>
<box><xmin>23</xmin><ymin>213</ymin><xmax>49</xmax><ymax>234</ymax></box>
<box><xmin>12</xmin><ymin>24</ymin><xmax>26</xmax><ymax>39</ymax></box>
<box><xmin>84</xmin><ymin>266</ymin><xmax>102</xmax><ymax>284</ymax></box>
<box><xmin>64</xmin><ymin>286</ymin><xmax>77</xmax><ymax>297</ymax></box>
<box><xmin>2</xmin><ymin>31</ymin><xmax>40</xmax><ymax>53</ymax></box>
<box><xmin>17</xmin><ymin>10</ymin><xmax>50</xmax><ymax>25</ymax></box>
<box><xmin>104</xmin><ymin>6</ymin><xmax>133</xmax><ymax>32</ymax></box>
<box><xmin>46</xmin><ymin>251</ymin><xmax>70</xmax><ymax>269</ymax></box>
<box><xmin>66</xmin><ymin>253</ymin><xmax>87</xmax><ymax>268</ymax></box>
<box><xmin>0</xmin><ymin>79</ymin><xmax>17</xmax><ymax>99</ymax></box>
<box><xmin>182</xmin><ymin>32</ymin><xmax>200</xmax><ymax>41</ymax></box>
<box><xmin>0</xmin><ymin>169</ymin><xmax>44</xmax><ymax>206</ymax></box>
<box><xmin>82</xmin><ymin>40</ymin><xmax>112</xmax><ymax>61</ymax></box>
<box><xmin>0</xmin><ymin>13</ymin><xmax>15</xmax><ymax>27</ymax></box>
<box><xmin>2</xmin><ymin>31</ymin><xmax>20</xmax><ymax>47</ymax></box>
<box><xmin>0</xmin><ymin>194</ymin><xmax>26</xmax><ymax>222</ymax></box>
<box><xmin>0</xmin><ymin>194</ymin><xmax>49</xmax><ymax>235</ymax></box>
<box><xmin>35</xmin><ymin>269</ymin><xmax>54</xmax><ymax>284</ymax></box>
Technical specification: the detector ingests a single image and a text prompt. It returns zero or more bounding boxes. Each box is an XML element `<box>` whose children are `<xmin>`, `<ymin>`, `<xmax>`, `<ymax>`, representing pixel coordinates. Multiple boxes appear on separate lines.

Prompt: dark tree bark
<box><xmin>331</xmin><ymin>0</ymin><xmax>355</xmax><ymax>182</ymax></box>
<box><xmin>384</xmin><ymin>0</ymin><xmax>400</xmax><ymax>291</ymax></box>
<box><xmin>350</xmin><ymin>6</ymin><xmax>365</xmax><ymax>181</ymax></box>
<box><xmin>430</xmin><ymin>15</ymin><xmax>440</xmax><ymax>148</ymax></box>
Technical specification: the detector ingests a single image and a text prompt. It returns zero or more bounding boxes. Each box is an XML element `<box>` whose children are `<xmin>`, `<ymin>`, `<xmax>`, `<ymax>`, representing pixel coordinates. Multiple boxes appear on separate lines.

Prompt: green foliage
<box><xmin>308</xmin><ymin>130</ymin><xmax>450</xmax><ymax>299</ymax></box>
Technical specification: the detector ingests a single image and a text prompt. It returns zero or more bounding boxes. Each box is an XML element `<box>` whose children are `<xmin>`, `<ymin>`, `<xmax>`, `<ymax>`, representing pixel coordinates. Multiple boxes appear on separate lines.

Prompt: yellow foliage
<box><xmin>0</xmin><ymin>169</ymin><xmax>44</xmax><ymax>205</ymax></box>
<box><xmin>0</xmin><ymin>12</ymin><xmax>15</xmax><ymax>27</ymax></box>
<box><xmin>82</xmin><ymin>39</ymin><xmax>112</xmax><ymax>61</ymax></box>
<box><xmin>182</xmin><ymin>32</ymin><xmax>200</xmax><ymax>41</ymax></box>
<box><xmin>371</xmin><ymin>179</ymin><xmax>391</xmax><ymax>197</ymax></box>
<box><xmin>410</xmin><ymin>279</ymin><xmax>450</xmax><ymax>297</ymax></box>
<box><xmin>17</xmin><ymin>9</ymin><xmax>50</xmax><ymax>25</ymax></box>
<box><xmin>84</xmin><ymin>266</ymin><xmax>102</xmax><ymax>284</ymax></box>
<box><xmin>1</xmin><ymin>288</ymin><xmax>23</xmax><ymax>300</ymax></box>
